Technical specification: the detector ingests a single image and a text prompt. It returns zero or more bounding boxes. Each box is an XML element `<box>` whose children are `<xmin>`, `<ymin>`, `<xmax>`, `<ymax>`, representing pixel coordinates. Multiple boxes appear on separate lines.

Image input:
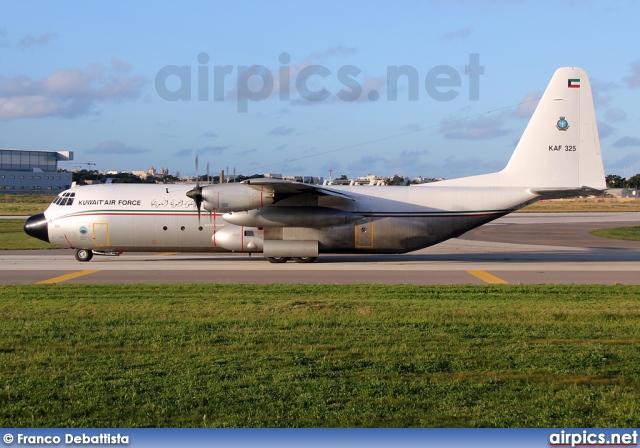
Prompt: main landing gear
<box><xmin>74</xmin><ymin>249</ymin><xmax>121</xmax><ymax>261</ymax></box>
<box><xmin>266</xmin><ymin>257</ymin><xmax>317</xmax><ymax>264</ymax></box>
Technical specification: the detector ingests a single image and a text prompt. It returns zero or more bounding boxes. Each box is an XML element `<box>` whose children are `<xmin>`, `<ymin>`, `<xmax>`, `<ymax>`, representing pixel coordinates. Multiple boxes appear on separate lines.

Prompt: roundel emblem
<box><xmin>556</xmin><ymin>116</ymin><xmax>569</xmax><ymax>131</ymax></box>
<box><xmin>79</xmin><ymin>226</ymin><xmax>88</xmax><ymax>235</ymax></box>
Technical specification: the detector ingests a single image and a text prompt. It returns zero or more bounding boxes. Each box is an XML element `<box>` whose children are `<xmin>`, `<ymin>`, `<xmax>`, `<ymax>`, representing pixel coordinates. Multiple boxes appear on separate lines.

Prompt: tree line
<box><xmin>606</xmin><ymin>174</ymin><xmax>640</xmax><ymax>189</ymax></box>
<box><xmin>69</xmin><ymin>170</ymin><xmax>640</xmax><ymax>189</ymax></box>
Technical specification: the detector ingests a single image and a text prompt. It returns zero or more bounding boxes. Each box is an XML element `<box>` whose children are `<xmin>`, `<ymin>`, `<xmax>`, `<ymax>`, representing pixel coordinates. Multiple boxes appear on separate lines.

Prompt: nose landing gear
<box><xmin>74</xmin><ymin>249</ymin><xmax>93</xmax><ymax>262</ymax></box>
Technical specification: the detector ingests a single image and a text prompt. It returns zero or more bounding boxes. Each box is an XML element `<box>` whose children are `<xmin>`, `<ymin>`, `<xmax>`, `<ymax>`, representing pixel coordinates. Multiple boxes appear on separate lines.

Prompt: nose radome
<box><xmin>24</xmin><ymin>213</ymin><xmax>49</xmax><ymax>243</ymax></box>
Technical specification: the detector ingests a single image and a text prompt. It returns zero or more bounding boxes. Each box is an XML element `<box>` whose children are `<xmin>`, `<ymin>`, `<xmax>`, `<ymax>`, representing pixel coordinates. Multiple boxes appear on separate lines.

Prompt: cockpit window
<box><xmin>53</xmin><ymin>191</ymin><xmax>75</xmax><ymax>206</ymax></box>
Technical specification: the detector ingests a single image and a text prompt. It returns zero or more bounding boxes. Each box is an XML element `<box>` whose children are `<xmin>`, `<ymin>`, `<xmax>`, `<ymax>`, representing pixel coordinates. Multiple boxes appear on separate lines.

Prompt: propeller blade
<box><xmin>187</xmin><ymin>155</ymin><xmax>203</xmax><ymax>223</ymax></box>
<box><xmin>195</xmin><ymin>155</ymin><xmax>200</xmax><ymax>188</ymax></box>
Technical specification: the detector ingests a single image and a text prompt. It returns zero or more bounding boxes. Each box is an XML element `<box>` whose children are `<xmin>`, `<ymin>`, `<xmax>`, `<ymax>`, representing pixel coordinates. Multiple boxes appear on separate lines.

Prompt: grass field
<box><xmin>0</xmin><ymin>219</ymin><xmax>57</xmax><ymax>250</ymax></box>
<box><xmin>591</xmin><ymin>226</ymin><xmax>640</xmax><ymax>242</ymax></box>
<box><xmin>519</xmin><ymin>198</ymin><xmax>640</xmax><ymax>213</ymax></box>
<box><xmin>0</xmin><ymin>194</ymin><xmax>55</xmax><ymax>215</ymax></box>
<box><xmin>1</xmin><ymin>284</ymin><xmax>639</xmax><ymax>428</ymax></box>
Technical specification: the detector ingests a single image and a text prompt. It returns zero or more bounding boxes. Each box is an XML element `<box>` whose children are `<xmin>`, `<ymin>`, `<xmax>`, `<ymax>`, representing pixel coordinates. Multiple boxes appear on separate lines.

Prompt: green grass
<box><xmin>0</xmin><ymin>219</ymin><xmax>57</xmax><ymax>250</ymax></box>
<box><xmin>0</xmin><ymin>194</ymin><xmax>54</xmax><ymax>215</ymax></box>
<box><xmin>1</xmin><ymin>284</ymin><xmax>639</xmax><ymax>428</ymax></box>
<box><xmin>520</xmin><ymin>199</ymin><xmax>640</xmax><ymax>212</ymax></box>
<box><xmin>591</xmin><ymin>226</ymin><xmax>640</xmax><ymax>241</ymax></box>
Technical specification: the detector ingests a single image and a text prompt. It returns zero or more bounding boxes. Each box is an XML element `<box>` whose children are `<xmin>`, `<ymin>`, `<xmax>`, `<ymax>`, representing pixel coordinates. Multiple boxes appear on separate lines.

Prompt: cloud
<box><xmin>0</xmin><ymin>59</ymin><xmax>145</xmax><ymax>120</ymax></box>
<box><xmin>613</xmin><ymin>136</ymin><xmax>640</xmax><ymax>148</ymax></box>
<box><xmin>175</xmin><ymin>148</ymin><xmax>193</xmax><ymax>158</ymax></box>
<box><xmin>18</xmin><ymin>32</ymin><xmax>57</xmax><ymax>49</ymax></box>
<box><xmin>197</xmin><ymin>146</ymin><xmax>229</xmax><ymax>155</ymax></box>
<box><xmin>347</xmin><ymin>155</ymin><xmax>387</xmax><ymax>173</ymax></box>
<box><xmin>591</xmin><ymin>78</ymin><xmax>617</xmax><ymax>107</ymax></box>
<box><xmin>597</xmin><ymin>122</ymin><xmax>616</xmax><ymax>139</ymax></box>
<box><xmin>199</xmin><ymin>132</ymin><xmax>218</xmax><ymax>138</ymax></box>
<box><xmin>86</xmin><ymin>140</ymin><xmax>150</xmax><ymax>155</ymax></box>
<box><xmin>623</xmin><ymin>60</ymin><xmax>640</xmax><ymax>88</ymax></box>
<box><xmin>268</xmin><ymin>125</ymin><xmax>296</xmax><ymax>136</ymax></box>
<box><xmin>236</xmin><ymin>148</ymin><xmax>258</xmax><ymax>157</ymax></box>
<box><xmin>440</xmin><ymin>155</ymin><xmax>503</xmax><ymax>179</ymax></box>
<box><xmin>110</xmin><ymin>57</ymin><xmax>132</xmax><ymax>73</ymax></box>
<box><xmin>175</xmin><ymin>146</ymin><xmax>229</xmax><ymax>158</ymax></box>
<box><xmin>0</xmin><ymin>28</ymin><xmax>8</xmax><ymax>47</ymax></box>
<box><xmin>605</xmin><ymin>152</ymin><xmax>640</xmax><ymax>171</ymax></box>
<box><xmin>388</xmin><ymin>149</ymin><xmax>430</xmax><ymax>171</ymax></box>
<box><xmin>511</xmin><ymin>90</ymin><xmax>541</xmax><ymax>119</ymax></box>
<box><xmin>398</xmin><ymin>149</ymin><xmax>429</xmax><ymax>157</ymax></box>
<box><xmin>439</xmin><ymin>113</ymin><xmax>509</xmax><ymax>140</ymax></box>
<box><xmin>402</xmin><ymin>122</ymin><xmax>422</xmax><ymax>132</ymax></box>
<box><xmin>605</xmin><ymin>108</ymin><xmax>627</xmax><ymax>123</ymax></box>
<box><xmin>441</xmin><ymin>26</ymin><xmax>473</xmax><ymax>41</ymax></box>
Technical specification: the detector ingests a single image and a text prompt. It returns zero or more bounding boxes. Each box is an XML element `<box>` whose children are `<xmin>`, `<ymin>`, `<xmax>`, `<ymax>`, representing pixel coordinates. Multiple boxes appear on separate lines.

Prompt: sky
<box><xmin>1</xmin><ymin>0</ymin><xmax>639</xmax><ymax>180</ymax></box>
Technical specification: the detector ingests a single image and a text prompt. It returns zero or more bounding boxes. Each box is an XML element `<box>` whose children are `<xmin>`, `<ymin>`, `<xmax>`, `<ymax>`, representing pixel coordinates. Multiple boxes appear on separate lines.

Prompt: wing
<box><xmin>244</xmin><ymin>178</ymin><xmax>355</xmax><ymax>201</ymax></box>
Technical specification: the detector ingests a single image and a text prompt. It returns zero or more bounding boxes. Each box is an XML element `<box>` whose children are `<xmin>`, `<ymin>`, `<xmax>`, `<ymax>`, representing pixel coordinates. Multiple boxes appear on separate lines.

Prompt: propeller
<box><xmin>186</xmin><ymin>156</ymin><xmax>204</xmax><ymax>222</ymax></box>
<box><xmin>205</xmin><ymin>161</ymin><xmax>213</xmax><ymax>222</ymax></box>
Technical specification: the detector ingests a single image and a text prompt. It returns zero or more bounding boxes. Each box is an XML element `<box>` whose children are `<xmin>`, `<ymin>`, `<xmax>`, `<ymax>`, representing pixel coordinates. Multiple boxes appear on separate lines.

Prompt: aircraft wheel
<box><xmin>266</xmin><ymin>257</ymin><xmax>291</xmax><ymax>263</ymax></box>
<box><xmin>293</xmin><ymin>257</ymin><xmax>317</xmax><ymax>263</ymax></box>
<box><xmin>75</xmin><ymin>249</ymin><xmax>94</xmax><ymax>262</ymax></box>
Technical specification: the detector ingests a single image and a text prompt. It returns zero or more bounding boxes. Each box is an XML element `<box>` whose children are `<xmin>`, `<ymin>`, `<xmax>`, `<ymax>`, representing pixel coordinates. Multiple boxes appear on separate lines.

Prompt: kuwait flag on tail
<box><xmin>568</xmin><ymin>78</ymin><xmax>581</xmax><ymax>88</ymax></box>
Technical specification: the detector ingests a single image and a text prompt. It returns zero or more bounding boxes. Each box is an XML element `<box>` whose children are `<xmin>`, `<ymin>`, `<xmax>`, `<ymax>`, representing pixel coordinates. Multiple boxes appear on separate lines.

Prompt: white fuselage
<box><xmin>35</xmin><ymin>182</ymin><xmax>539</xmax><ymax>255</ymax></box>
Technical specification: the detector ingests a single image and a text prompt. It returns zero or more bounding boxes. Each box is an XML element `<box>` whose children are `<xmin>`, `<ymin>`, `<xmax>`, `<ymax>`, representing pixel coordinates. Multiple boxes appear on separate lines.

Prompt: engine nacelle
<box><xmin>222</xmin><ymin>206</ymin><xmax>362</xmax><ymax>228</ymax></box>
<box><xmin>201</xmin><ymin>183</ymin><xmax>274</xmax><ymax>213</ymax></box>
<box><xmin>213</xmin><ymin>225</ymin><xmax>264</xmax><ymax>252</ymax></box>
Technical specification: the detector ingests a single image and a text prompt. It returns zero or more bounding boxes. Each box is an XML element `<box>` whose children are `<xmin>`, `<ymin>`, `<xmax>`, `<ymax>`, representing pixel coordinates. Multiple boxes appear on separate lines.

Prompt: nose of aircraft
<box><xmin>24</xmin><ymin>213</ymin><xmax>50</xmax><ymax>243</ymax></box>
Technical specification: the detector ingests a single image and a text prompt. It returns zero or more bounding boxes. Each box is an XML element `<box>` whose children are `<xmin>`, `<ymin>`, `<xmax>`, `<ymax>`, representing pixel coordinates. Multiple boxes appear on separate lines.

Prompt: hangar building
<box><xmin>0</xmin><ymin>148</ymin><xmax>74</xmax><ymax>192</ymax></box>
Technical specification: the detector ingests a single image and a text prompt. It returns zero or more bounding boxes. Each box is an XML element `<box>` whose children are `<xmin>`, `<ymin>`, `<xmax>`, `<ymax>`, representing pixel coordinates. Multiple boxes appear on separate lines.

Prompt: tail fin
<box><xmin>502</xmin><ymin>67</ymin><xmax>605</xmax><ymax>188</ymax></box>
<box><xmin>440</xmin><ymin>67</ymin><xmax>606</xmax><ymax>190</ymax></box>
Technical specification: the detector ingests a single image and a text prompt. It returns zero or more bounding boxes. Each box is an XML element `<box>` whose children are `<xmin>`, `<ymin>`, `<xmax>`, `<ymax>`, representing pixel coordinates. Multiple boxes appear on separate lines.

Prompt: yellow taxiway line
<box><xmin>466</xmin><ymin>270</ymin><xmax>508</xmax><ymax>284</ymax></box>
<box><xmin>37</xmin><ymin>270</ymin><xmax>100</xmax><ymax>284</ymax></box>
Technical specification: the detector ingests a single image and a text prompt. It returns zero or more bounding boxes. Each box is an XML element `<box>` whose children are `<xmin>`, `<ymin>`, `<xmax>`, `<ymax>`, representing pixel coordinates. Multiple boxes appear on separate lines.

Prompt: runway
<box><xmin>1</xmin><ymin>212</ymin><xmax>639</xmax><ymax>285</ymax></box>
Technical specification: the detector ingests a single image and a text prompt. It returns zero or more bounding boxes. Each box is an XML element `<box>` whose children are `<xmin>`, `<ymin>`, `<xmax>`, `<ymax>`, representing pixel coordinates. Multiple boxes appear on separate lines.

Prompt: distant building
<box><xmin>412</xmin><ymin>176</ymin><xmax>444</xmax><ymax>184</ymax></box>
<box><xmin>0</xmin><ymin>148</ymin><xmax>73</xmax><ymax>192</ymax></box>
<box><xmin>282</xmin><ymin>175</ymin><xmax>324</xmax><ymax>184</ymax></box>
<box><xmin>131</xmin><ymin>170</ymin><xmax>148</xmax><ymax>179</ymax></box>
<box><xmin>606</xmin><ymin>188</ymin><xmax>638</xmax><ymax>198</ymax></box>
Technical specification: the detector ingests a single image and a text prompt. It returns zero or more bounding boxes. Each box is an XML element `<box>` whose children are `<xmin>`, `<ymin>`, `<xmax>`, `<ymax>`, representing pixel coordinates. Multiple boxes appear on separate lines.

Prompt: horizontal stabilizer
<box><xmin>530</xmin><ymin>186</ymin><xmax>605</xmax><ymax>199</ymax></box>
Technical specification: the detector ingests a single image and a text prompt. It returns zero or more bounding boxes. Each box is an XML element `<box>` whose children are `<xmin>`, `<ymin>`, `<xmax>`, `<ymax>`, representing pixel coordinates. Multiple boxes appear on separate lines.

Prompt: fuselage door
<box><xmin>92</xmin><ymin>222</ymin><xmax>110</xmax><ymax>246</ymax></box>
<box><xmin>355</xmin><ymin>216</ymin><xmax>374</xmax><ymax>248</ymax></box>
